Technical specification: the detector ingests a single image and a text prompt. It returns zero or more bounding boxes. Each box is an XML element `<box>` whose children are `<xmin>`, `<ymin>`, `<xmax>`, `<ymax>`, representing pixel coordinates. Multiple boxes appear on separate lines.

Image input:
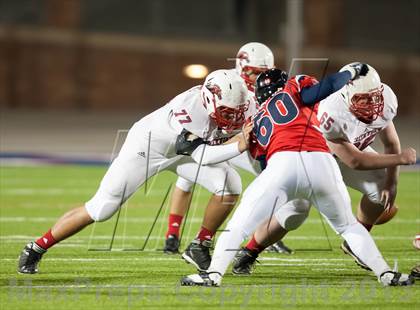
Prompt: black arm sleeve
<box><xmin>300</xmin><ymin>71</ymin><xmax>352</xmax><ymax>106</ymax></box>
<box><xmin>175</xmin><ymin>129</ymin><xmax>206</xmax><ymax>156</ymax></box>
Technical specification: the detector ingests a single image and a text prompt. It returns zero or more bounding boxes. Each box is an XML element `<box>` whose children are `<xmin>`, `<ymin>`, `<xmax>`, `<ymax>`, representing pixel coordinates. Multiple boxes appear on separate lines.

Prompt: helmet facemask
<box><xmin>349</xmin><ymin>85</ymin><xmax>384</xmax><ymax>124</ymax></box>
<box><xmin>240</xmin><ymin>66</ymin><xmax>269</xmax><ymax>91</ymax></box>
<box><xmin>235</xmin><ymin>43</ymin><xmax>275</xmax><ymax>91</ymax></box>
<box><xmin>210</xmin><ymin>104</ymin><xmax>248</xmax><ymax>132</ymax></box>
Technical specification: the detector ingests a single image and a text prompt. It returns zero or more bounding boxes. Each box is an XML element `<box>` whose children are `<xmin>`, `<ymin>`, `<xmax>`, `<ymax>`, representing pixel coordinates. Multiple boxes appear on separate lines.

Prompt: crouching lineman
<box><xmin>17</xmin><ymin>69</ymin><xmax>253</xmax><ymax>274</ymax></box>
<box><xmin>233</xmin><ymin>64</ymin><xmax>417</xmax><ymax>274</ymax></box>
<box><xmin>180</xmin><ymin>64</ymin><xmax>415</xmax><ymax>287</ymax></box>
<box><xmin>163</xmin><ymin>42</ymin><xmax>290</xmax><ymax>268</ymax></box>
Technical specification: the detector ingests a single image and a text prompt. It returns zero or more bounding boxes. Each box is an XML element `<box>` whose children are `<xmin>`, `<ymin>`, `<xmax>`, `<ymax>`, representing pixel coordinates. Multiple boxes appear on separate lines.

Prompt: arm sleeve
<box><xmin>191</xmin><ymin>142</ymin><xmax>241</xmax><ymax>165</ymax></box>
<box><xmin>300</xmin><ymin>71</ymin><xmax>352</xmax><ymax>106</ymax></box>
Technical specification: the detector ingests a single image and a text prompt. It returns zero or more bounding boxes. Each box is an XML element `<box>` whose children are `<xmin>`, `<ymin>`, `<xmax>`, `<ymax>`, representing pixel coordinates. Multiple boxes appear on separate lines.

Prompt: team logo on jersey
<box><xmin>355</xmin><ymin>128</ymin><xmax>380</xmax><ymax>142</ymax></box>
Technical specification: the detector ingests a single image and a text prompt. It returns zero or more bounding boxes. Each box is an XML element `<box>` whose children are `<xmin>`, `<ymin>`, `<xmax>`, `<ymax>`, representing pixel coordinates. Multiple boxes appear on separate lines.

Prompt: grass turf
<box><xmin>0</xmin><ymin>165</ymin><xmax>419</xmax><ymax>309</ymax></box>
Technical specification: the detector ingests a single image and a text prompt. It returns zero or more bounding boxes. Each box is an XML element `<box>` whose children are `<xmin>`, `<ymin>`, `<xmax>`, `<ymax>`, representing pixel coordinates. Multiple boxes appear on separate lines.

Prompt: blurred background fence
<box><xmin>0</xmin><ymin>0</ymin><xmax>419</xmax><ymax>158</ymax></box>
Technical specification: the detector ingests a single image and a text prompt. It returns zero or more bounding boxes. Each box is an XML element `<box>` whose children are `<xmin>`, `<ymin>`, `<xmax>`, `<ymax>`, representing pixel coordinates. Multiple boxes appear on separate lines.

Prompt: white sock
<box><xmin>341</xmin><ymin>222</ymin><xmax>390</xmax><ymax>277</ymax></box>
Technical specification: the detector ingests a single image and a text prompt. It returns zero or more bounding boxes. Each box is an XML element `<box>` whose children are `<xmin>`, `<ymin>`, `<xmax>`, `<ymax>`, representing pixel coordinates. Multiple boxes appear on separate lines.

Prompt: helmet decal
<box><xmin>205</xmin><ymin>82</ymin><xmax>223</xmax><ymax>100</ymax></box>
<box><xmin>237</xmin><ymin>51</ymin><xmax>250</xmax><ymax>66</ymax></box>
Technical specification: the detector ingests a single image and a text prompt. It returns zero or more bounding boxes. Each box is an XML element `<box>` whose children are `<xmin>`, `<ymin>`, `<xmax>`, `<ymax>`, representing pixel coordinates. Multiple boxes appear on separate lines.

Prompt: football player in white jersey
<box><xmin>163</xmin><ymin>43</ymin><xmax>284</xmax><ymax>266</ymax></box>
<box><xmin>17</xmin><ymin>69</ymin><xmax>254</xmax><ymax>274</ymax></box>
<box><xmin>230</xmin><ymin>64</ymin><xmax>417</xmax><ymax>276</ymax></box>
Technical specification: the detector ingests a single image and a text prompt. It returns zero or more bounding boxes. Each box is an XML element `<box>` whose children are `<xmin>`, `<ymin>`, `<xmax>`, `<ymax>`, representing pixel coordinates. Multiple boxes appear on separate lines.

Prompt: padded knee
<box><xmin>175</xmin><ymin>176</ymin><xmax>194</xmax><ymax>192</ymax></box>
<box><xmin>85</xmin><ymin>192</ymin><xmax>122</xmax><ymax>222</ymax></box>
<box><xmin>275</xmin><ymin>199</ymin><xmax>311</xmax><ymax>231</ymax></box>
<box><xmin>211</xmin><ymin>168</ymin><xmax>242</xmax><ymax>196</ymax></box>
<box><xmin>364</xmin><ymin>191</ymin><xmax>383</xmax><ymax>205</ymax></box>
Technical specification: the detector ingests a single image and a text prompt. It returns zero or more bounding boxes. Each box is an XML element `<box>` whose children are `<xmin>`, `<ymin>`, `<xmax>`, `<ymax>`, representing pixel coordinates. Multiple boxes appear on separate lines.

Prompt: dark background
<box><xmin>0</xmin><ymin>0</ymin><xmax>419</xmax><ymax>159</ymax></box>
<box><xmin>0</xmin><ymin>0</ymin><xmax>419</xmax><ymax>114</ymax></box>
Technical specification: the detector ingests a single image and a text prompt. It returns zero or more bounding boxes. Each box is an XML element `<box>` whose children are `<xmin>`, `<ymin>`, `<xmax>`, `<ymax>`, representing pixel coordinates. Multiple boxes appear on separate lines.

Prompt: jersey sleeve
<box><xmin>244</xmin><ymin>91</ymin><xmax>258</xmax><ymax>119</ymax></box>
<box><xmin>317</xmin><ymin>106</ymin><xmax>348</xmax><ymax>141</ymax></box>
<box><xmin>169</xmin><ymin>87</ymin><xmax>212</xmax><ymax>139</ymax></box>
<box><xmin>292</xmin><ymin>75</ymin><xmax>319</xmax><ymax>92</ymax></box>
<box><xmin>381</xmin><ymin>83</ymin><xmax>398</xmax><ymax>123</ymax></box>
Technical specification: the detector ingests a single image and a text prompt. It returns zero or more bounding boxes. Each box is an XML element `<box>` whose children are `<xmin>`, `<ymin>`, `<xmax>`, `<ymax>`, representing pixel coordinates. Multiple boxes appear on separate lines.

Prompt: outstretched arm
<box><xmin>378</xmin><ymin>122</ymin><xmax>402</xmax><ymax>209</ymax></box>
<box><xmin>300</xmin><ymin>63</ymin><xmax>368</xmax><ymax>105</ymax></box>
<box><xmin>327</xmin><ymin>138</ymin><xmax>415</xmax><ymax>170</ymax></box>
<box><xmin>175</xmin><ymin>123</ymin><xmax>253</xmax><ymax>165</ymax></box>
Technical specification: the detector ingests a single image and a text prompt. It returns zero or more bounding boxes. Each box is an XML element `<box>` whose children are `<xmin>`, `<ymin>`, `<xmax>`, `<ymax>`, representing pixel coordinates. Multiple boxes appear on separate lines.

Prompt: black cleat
<box><xmin>182</xmin><ymin>239</ymin><xmax>212</xmax><ymax>271</ymax></box>
<box><xmin>341</xmin><ymin>240</ymin><xmax>371</xmax><ymax>271</ymax></box>
<box><xmin>163</xmin><ymin>234</ymin><xmax>180</xmax><ymax>254</ymax></box>
<box><xmin>18</xmin><ymin>242</ymin><xmax>45</xmax><ymax>274</ymax></box>
<box><xmin>266</xmin><ymin>240</ymin><xmax>294</xmax><ymax>254</ymax></box>
<box><xmin>232</xmin><ymin>248</ymin><xmax>259</xmax><ymax>275</ymax></box>
<box><xmin>379</xmin><ymin>271</ymin><xmax>415</xmax><ymax>286</ymax></box>
<box><xmin>410</xmin><ymin>265</ymin><xmax>420</xmax><ymax>280</ymax></box>
<box><xmin>180</xmin><ymin>271</ymin><xmax>221</xmax><ymax>287</ymax></box>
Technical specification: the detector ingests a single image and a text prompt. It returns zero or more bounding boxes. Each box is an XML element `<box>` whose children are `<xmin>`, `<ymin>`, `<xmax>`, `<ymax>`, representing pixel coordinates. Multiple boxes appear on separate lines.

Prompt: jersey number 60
<box><xmin>253</xmin><ymin>92</ymin><xmax>299</xmax><ymax>146</ymax></box>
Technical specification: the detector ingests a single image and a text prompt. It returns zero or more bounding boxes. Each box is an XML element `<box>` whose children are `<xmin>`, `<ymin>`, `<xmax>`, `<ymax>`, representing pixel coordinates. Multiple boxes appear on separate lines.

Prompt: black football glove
<box><xmin>348</xmin><ymin>62</ymin><xmax>369</xmax><ymax>80</ymax></box>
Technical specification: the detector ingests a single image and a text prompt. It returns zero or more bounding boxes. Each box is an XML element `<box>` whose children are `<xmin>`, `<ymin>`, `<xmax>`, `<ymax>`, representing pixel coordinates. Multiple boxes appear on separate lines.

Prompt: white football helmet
<box><xmin>235</xmin><ymin>42</ymin><xmax>275</xmax><ymax>91</ymax></box>
<box><xmin>340</xmin><ymin>63</ymin><xmax>384</xmax><ymax>123</ymax></box>
<box><xmin>201</xmin><ymin>70</ymin><xmax>249</xmax><ymax>131</ymax></box>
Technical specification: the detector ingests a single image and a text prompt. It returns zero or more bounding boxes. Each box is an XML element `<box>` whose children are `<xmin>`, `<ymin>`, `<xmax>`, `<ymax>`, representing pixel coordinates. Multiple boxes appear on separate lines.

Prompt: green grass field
<box><xmin>0</xmin><ymin>165</ymin><xmax>419</xmax><ymax>309</ymax></box>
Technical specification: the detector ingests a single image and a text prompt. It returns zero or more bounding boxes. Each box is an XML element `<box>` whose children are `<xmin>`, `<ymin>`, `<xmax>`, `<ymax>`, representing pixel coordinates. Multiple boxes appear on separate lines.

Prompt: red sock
<box><xmin>245</xmin><ymin>235</ymin><xmax>266</xmax><ymax>254</ymax></box>
<box><xmin>35</xmin><ymin>229</ymin><xmax>57</xmax><ymax>250</ymax></box>
<box><xmin>358</xmin><ymin>220</ymin><xmax>373</xmax><ymax>232</ymax></box>
<box><xmin>196</xmin><ymin>226</ymin><xmax>214</xmax><ymax>242</ymax></box>
<box><xmin>166</xmin><ymin>214</ymin><xmax>184</xmax><ymax>238</ymax></box>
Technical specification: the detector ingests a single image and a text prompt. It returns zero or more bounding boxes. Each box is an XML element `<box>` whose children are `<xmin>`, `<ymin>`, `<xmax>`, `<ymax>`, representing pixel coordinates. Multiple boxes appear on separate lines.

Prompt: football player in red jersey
<box><xmin>180</xmin><ymin>65</ymin><xmax>415</xmax><ymax>287</ymax></box>
<box><xmin>233</xmin><ymin>64</ymin><xmax>417</xmax><ymax>273</ymax></box>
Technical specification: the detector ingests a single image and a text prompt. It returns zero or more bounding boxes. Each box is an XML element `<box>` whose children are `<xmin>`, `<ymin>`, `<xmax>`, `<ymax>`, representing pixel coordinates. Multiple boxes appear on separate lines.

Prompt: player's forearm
<box><xmin>328</xmin><ymin>139</ymin><xmax>407</xmax><ymax>170</ymax></box>
<box><xmin>349</xmin><ymin>152</ymin><xmax>404</xmax><ymax>170</ymax></box>
<box><xmin>191</xmin><ymin>142</ymin><xmax>241</xmax><ymax>165</ymax></box>
<box><xmin>383</xmin><ymin>144</ymin><xmax>401</xmax><ymax>186</ymax></box>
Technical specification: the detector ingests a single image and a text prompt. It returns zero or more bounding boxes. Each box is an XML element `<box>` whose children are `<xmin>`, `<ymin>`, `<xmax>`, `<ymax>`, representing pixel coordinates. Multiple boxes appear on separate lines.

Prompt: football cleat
<box><xmin>182</xmin><ymin>239</ymin><xmax>212</xmax><ymax>271</ymax></box>
<box><xmin>232</xmin><ymin>248</ymin><xmax>259</xmax><ymax>275</ymax></box>
<box><xmin>379</xmin><ymin>271</ymin><xmax>415</xmax><ymax>286</ymax></box>
<box><xmin>17</xmin><ymin>242</ymin><xmax>45</xmax><ymax>274</ymax></box>
<box><xmin>266</xmin><ymin>240</ymin><xmax>294</xmax><ymax>254</ymax></box>
<box><xmin>180</xmin><ymin>271</ymin><xmax>222</xmax><ymax>287</ymax></box>
<box><xmin>410</xmin><ymin>265</ymin><xmax>420</xmax><ymax>280</ymax></box>
<box><xmin>163</xmin><ymin>234</ymin><xmax>180</xmax><ymax>254</ymax></box>
<box><xmin>341</xmin><ymin>240</ymin><xmax>371</xmax><ymax>271</ymax></box>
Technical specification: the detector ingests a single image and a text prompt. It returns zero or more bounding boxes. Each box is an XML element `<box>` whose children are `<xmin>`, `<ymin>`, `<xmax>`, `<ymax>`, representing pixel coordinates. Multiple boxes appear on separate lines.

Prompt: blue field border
<box><xmin>0</xmin><ymin>152</ymin><xmax>109</xmax><ymax>166</ymax></box>
<box><xmin>1</xmin><ymin>152</ymin><xmax>420</xmax><ymax>168</ymax></box>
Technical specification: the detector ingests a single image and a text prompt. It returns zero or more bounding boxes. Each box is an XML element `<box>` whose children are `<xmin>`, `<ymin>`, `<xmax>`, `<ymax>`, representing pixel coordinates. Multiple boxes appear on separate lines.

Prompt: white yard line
<box><xmin>0</xmin><ymin>217</ymin><xmax>203</xmax><ymax>223</ymax></box>
<box><xmin>1</xmin><ymin>257</ymin><xmax>418</xmax><ymax>262</ymax></box>
<box><xmin>0</xmin><ymin>234</ymin><xmax>414</xmax><ymax>241</ymax></box>
<box><xmin>0</xmin><ymin>188</ymin><xmax>171</xmax><ymax>196</ymax></box>
<box><xmin>1</xmin><ymin>216</ymin><xmax>418</xmax><ymax>224</ymax></box>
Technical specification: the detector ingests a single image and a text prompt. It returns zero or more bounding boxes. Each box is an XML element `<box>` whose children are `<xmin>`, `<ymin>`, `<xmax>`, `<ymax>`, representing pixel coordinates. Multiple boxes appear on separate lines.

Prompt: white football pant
<box><xmin>85</xmin><ymin>120</ymin><xmax>242</xmax><ymax>222</ymax></box>
<box><xmin>274</xmin><ymin>146</ymin><xmax>387</xmax><ymax>231</ymax></box>
<box><xmin>208</xmin><ymin>151</ymin><xmax>390</xmax><ymax>279</ymax></box>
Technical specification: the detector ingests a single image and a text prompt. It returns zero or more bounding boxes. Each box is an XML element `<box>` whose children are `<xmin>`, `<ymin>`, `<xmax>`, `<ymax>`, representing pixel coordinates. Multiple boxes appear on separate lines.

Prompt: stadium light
<box><xmin>183</xmin><ymin>64</ymin><xmax>209</xmax><ymax>79</ymax></box>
